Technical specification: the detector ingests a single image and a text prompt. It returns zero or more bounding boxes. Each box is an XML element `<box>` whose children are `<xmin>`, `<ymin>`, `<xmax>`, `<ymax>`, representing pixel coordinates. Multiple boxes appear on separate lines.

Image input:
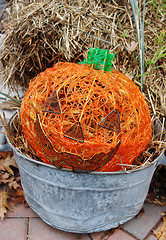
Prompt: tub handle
<box><xmin>157</xmin><ymin>150</ymin><xmax>166</xmax><ymax>166</ymax></box>
<box><xmin>0</xmin><ymin>127</ymin><xmax>12</xmax><ymax>152</ymax></box>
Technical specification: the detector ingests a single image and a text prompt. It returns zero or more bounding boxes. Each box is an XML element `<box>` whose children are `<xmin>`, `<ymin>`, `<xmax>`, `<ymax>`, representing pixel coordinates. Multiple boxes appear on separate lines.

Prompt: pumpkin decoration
<box><xmin>20</xmin><ymin>49</ymin><xmax>152</xmax><ymax>172</ymax></box>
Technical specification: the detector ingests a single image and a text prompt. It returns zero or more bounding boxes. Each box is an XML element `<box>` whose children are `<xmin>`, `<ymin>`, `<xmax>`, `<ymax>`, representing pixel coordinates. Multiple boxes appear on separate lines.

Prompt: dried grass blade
<box><xmin>129</xmin><ymin>0</ymin><xmax>145</xmax><ymax>92</ymax></box>
<box><xmin>0</xmin><ymin>113</ymin><xmax>10</xmax><ymax>141</ymax></box>
<box><xmin>0</xmin><ymin>92</ymin><xmax>21</xmax><ymax>106</ymax></box>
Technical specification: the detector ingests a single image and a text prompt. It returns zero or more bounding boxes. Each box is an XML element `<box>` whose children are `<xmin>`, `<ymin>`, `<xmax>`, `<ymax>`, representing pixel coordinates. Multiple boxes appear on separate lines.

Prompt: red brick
<box><xmin>123</xmin><ymin>203</ymin><xmax>166</xmax><ymax>240</ymax></box>
<box><xmin>146</xmin><ymin>220</ymin><xmax>163</xmax><ymax>240</ymax></box>
<box><xmin>28</xmin><ymin>218</ymin><xmax>90</xmax><ymax>240</ymax></box>
<box><xmin>0</xmin><ymin>218</ymin><xmax>28</xmax><ymax>240</ymax></box>
<box><xmin>90</xmin><ymin>231</ymin><xmax>108</xmax><ymax>240</ymax></box>
<box><xmin>146</xmin><ymin>235</ymin><xmax>157</xmax><ymax>240</ymax></box>
<box><xmin>107</xmin><ymin>230</ymin><xmax>136</xmax><ymax>240</ymax></box>
<box><xmin>91</xmin><ymin>230</ymin><xmax>136</xmax><ymax>240</ymax></box>
<box><xmin>5</xmin><ymin>201</ymin><xmax>38</xmax><ymax>218</ymax></box>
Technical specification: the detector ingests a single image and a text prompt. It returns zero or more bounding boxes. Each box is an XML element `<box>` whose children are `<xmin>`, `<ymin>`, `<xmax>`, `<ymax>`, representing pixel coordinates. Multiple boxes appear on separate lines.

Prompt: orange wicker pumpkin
<box><xmin>20</xmin><ymin>62</ymin><xmax>152</xmax><ymax>171</ymax></box>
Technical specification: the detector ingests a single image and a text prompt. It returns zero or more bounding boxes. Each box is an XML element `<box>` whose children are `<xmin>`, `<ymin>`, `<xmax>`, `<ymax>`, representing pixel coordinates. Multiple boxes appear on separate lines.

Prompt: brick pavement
<box><xmin>0</xmin><ymin>201</ymin><xmax>165</xmax><ymax>240</ymax></box>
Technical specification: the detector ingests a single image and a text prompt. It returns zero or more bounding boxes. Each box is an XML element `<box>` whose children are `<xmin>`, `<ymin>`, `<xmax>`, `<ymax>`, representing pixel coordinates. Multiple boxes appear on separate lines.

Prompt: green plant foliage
<box><xmin>146</xmin><ymin>31</ymin><xmax>166</xmax><ymax>67</ymax></box>
<box><xmin>147</xmin><ymin>0</ymin><xmax>166</xmax><ymax>17</ymax></box>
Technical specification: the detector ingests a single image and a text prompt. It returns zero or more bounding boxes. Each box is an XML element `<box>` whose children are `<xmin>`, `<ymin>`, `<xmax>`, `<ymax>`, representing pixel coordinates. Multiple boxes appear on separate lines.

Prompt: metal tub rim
<box><xmin>6</xmin><ymin>134</ymin><xmax>165</xmax><ymax>175</ymax></box>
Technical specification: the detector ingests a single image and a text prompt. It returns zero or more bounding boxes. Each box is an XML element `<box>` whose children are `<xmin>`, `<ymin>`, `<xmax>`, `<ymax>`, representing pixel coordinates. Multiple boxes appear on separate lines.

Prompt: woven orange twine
<box><xmin>20</xmin><ymin>62</ymin><xmax>152</xmax><ymax>171</ymax></box>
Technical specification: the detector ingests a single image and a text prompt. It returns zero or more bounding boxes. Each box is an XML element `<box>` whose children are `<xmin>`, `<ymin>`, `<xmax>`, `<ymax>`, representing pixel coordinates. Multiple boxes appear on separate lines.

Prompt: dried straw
<box><xmin>0</xmin><ymin>0</ymin><xmax>139</xmax><ymax>89</ymax></box>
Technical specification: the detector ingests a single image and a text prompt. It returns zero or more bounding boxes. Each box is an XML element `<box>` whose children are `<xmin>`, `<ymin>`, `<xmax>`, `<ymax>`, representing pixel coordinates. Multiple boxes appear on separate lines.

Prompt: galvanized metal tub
<box><xmin>0</xmin><ymin>118</ymin><xmax>166</xmax><ymax>233</ymax></box>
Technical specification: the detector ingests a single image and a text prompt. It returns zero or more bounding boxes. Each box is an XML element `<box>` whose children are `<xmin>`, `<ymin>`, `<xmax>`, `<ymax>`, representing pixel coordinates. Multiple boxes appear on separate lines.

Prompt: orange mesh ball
<box><xmin>20</xmin><ymin>62</ymin><xmax>152</xmax><ymax>171</ymax></box>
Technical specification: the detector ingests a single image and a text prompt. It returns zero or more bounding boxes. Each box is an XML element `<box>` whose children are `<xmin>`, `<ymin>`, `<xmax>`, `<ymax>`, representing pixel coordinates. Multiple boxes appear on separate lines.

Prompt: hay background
<box><xmin>0</xmin><ymin>0</ymin><xmax>165</xmax><ymax>120</ymax></box>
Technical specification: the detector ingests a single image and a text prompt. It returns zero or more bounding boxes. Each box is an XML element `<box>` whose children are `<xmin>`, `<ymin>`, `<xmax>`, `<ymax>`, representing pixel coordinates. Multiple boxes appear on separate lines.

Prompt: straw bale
<box><xmin>0</xmin><ymin>0</ymin><xmax>136</xmax><ymax>89</ymax></box>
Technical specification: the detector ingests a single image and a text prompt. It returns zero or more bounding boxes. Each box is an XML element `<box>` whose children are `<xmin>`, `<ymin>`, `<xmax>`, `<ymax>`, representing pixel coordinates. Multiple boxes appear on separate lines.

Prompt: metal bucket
<box><xmin>0</xmin><ymin>116</ymin><xmax>166</xmax><ymax>233</ymax></box>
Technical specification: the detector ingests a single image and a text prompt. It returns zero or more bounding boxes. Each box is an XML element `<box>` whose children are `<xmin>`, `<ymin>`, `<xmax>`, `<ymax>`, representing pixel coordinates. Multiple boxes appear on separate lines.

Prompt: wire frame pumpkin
<box><xmin>20</xmin><ymin>62</ymin><xmax>152</xmax><ymax>171</ymax></box>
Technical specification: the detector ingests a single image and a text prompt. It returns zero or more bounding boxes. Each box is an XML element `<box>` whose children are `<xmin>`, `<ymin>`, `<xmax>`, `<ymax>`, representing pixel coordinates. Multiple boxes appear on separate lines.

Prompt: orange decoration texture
<box><xmin>20</xmin><ymin>62</ymin><xmax>152</xmax><ymax>171</ymax></box>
